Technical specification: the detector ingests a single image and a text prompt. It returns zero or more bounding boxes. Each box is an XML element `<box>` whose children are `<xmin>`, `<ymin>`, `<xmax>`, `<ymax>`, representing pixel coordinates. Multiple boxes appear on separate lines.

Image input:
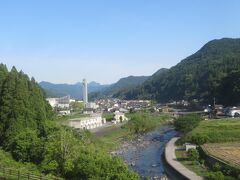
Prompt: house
<box><xmin>184</xmin><ymin>143</ymin><xmax>197</xmax><ymax>152</ymax></box>
<box><xmin>119</xmin><ymin>108</ymin><xmax>129</xmax><ymax>113</ymax></box>
<box><xmin>83</xmin><ymin>108</ymin><xmax>95</xmax><ymax>114</ymax></box>
<box><xmin>46</xmin><ymin>95</ymin><xmax>70</xmax><ymax>109</ymax></box>
<box><xmin>59</xmin><ymin>110</ymin><xmax>71</xmax><ymax>115</ymax></box>
<box><xmin>114</xmin><ymin>111</ymin><xmax>128</xmax><ymax>123</ymax></box>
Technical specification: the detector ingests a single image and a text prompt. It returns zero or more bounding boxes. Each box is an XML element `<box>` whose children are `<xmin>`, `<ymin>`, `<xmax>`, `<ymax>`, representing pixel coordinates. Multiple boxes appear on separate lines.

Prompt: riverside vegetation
<box><xmin>175</xmin><ymin>114</ymin><xmax>240</xmax><ymax>179</ymax></box>
<box><xmin>0</xmin><ymin>64</ymin><xmax>138</xmax><ymax>179</ymax></box>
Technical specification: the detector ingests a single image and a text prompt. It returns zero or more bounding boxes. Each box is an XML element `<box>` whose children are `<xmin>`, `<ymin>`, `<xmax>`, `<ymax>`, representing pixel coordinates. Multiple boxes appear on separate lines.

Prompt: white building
<box><xmin>59</xmin><ymin>110</ymin><xmax>71</xmax><ymax>115</ymax></box>
<box><xmin>184</xmin><ymin>143</ymin><xmax>197</xmax><ymax>152</ymax></box>
<box><xmin>47</xmin><ymin>96</ymin><xmax>70</xmax><ymax>109</ymax></box>
<box><xmin>68</xmin><ymin>114</ymin><xmax>106</xmax><ymax>130</ymax></box>
<box><xmin>86</xmin><ymin>102</ymin><xmax>99</xmax><ymax>109</ymax></box>
<box><xmin>70</xmin><ymin>99</ymin><xmax>76</xmax><ymax>103</ymax></box>
<box><xmin>114</xmin><ymin>111</ymin><xmax>128</xmax><ymax>123</ymax></box>
<box><xmin>47</xmin><ymin>98</ymin><xmax>57</xmax><ymax>107</ymax></box>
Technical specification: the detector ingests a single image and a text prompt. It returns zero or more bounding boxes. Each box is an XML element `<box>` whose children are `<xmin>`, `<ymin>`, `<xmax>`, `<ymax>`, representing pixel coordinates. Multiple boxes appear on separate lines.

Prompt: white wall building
<box><xmin>114</xmin><ymin>111</ymin><xmax>128</xmax><ymax>123</ymax></box>
<box><xmin>47</xmin><ymin>95</ymin><xmax>70</xmax><ymax>108</ymax></box>
<box><xmin>68</xmin><ymin>114</ymin><xmax>106</xmax><ymax>130</ymax></box>
<box><xmin>47</xmin><ymin>98</ymin><xmax>57</xmax><ymax>107</ymax></box>
<box><xmin>86</xmin><ymin>102</ymin><xmax>99</xmax><ymax>109</ymax></box>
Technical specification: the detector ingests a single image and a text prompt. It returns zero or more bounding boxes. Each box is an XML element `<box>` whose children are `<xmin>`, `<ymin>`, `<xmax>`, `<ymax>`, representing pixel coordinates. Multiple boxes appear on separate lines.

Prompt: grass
<box><xmin>175</xmin><ymin>147</ymin><xmax>209</xmax><ymax>177</ymax></box>
<box><xmin>94</xmin><ymin>112</ymin><xmax>170</xmax><ymax>151</ymax></box>
<box><xmin>96</xmin><ymin>126</ymin><xmax>134</xmax><ymax>151</ymax></box>
<box><xmin>202</xmin><ymin>143</ymin><xmax>240</xmax><ymax>168</ymax></box>
<box><xmin>102</xmin><ymin>112</ymin><xmax>114</xmax><ymax>121</ymax></box>
<box><xmin>185</xmin><ymin>118</ymin><xmax>240</xmax><ymax>143</ymax></box>
<box><xmin>56</xmin><ymin>113</ymin><xmax>90</xmax><ymax>123</ymax></box>
<box><xmin>176</xmin><ymin>117</ymin><xmax>240</xmax><ymax>179</ymax></box>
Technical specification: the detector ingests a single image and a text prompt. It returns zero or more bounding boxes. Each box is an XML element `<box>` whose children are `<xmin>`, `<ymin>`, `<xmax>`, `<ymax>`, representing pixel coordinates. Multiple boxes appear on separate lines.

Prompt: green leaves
<box><xmin>0</xmin><ymin>65</ymin><xmax>52</xmax><ymax>161</ymax></box>
<box><xmin>10</xmin><ymin>128</ymin><xmax>43</xmax><ymax>163</ymax></box>
<box><xmin>0</xmin><ymin>64</ymin><xmax>138</xmax><ymax>179</ymax></box>
<box><xmin>41</xmin><ymin>125</ymin><xmax>138</xmax><ymax>179</ymax></box>
<box><xmin>174</xmin><ymin>114</ymin><xmax>202</xmax><ymax>134</ymax></box>
<box><xmin>187</xmin><ymin>148</ymin><xmax>199</xmax><ymax>161</ymax></box>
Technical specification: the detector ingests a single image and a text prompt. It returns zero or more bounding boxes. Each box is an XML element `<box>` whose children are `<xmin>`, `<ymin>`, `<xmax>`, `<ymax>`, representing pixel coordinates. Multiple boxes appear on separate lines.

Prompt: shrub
<box><xmin>174</xmin><ymin>114</ymin><xmax>202</xmax><ymax>134</ymax></box>
<box><xmin>207</xmin><ymin>171</ymin><xmax>224</xmax><ymax>180</ymax></box>
<box><xmin>187</xmin><ymin>148</ymin><xmax>199</xmax><ymax>161</ymax></box>
<box><xmin>191</xmin><ymin>134</ymin><xmax>209</xmax><ymax>145</ymax></box>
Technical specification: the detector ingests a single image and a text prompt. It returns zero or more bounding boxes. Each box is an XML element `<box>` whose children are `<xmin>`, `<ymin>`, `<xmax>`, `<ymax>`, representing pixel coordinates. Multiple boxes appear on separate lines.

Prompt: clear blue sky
<box><xmin>0</xmin><ymin>0</ymin><xmax>239</xmax><ymax>84</ymax></box>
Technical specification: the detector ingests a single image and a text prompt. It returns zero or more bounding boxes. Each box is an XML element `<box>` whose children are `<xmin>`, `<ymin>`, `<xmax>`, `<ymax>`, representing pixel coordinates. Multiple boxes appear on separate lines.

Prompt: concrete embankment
<box><xmin>165</xmin><ymin>137</ymin><xmax>203</xmax><ymax>180</ymax></box>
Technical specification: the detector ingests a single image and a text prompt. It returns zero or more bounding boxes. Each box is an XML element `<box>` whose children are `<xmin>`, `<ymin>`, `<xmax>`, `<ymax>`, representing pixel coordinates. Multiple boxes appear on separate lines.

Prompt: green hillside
<box><xmin>90</xmin><ymin>75</ymin><xmax>149</xmax><ymax>100</ymax></box>
<box><xmin>120</xmin><ymin>38</ymin><xmax>240</xmax><ymax>104</ymax></box>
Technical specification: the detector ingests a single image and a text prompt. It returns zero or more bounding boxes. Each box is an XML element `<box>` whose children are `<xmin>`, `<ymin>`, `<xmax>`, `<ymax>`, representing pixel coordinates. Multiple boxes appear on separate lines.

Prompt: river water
<box><xmin>115</xmin><ymin>125</ymin><xmax>181</xmax><ymax>179</ymax></box>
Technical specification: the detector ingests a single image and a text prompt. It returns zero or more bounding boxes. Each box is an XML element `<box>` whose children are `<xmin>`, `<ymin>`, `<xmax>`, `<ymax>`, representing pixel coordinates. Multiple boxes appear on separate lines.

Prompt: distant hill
<box><xmin>119</xmin><ymin>38</ymin><xmax>240</xmax><ymax>104</ymax></box>
<box><xmin>105</xmin><ymin>76</ymin><xmax>149</xmax><ymax>95</ymax></box>
<box><xmin>39</xmin><ymin>81</ymin><xmax>110</xmax><ymax>99</ymax></box>
<box><xmin>89</xmin><ymin>76</ymin><xmax>149</xmax><ymax>100</ymax></box>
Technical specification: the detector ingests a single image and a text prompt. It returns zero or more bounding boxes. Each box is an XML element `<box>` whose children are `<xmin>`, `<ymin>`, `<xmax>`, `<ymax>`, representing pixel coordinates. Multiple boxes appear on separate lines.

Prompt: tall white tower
<box><xmin>82</xmin><ymin>79</ymin><xmax>88</xmax><ymax>107</ymax></box>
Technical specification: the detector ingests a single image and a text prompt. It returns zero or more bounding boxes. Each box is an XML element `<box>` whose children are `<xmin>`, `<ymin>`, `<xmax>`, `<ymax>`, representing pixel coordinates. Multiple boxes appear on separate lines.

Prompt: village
<box><xmin>47</xmin><ymin>92</ymin><xmax>240</xmax><ymax>131</ymax></box>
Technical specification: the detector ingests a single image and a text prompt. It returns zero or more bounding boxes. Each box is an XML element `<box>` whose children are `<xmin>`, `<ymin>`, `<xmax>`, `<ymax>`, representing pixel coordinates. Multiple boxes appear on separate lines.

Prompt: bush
<box><xmin>207</xmin><ymin>171</ymin><xmax>224</xmax><ymax>180</ymax></box>
<box><xmin>191</xmin><ymin>134</ymin><xmax>209</xmax><ymax>145</ymax></box>
<box><xmin>123</xmin><ymin>113</ymin><xmax>168</xmax><ymax>134</ymax></box>
<box><xmin>187</xmin><ymin>148</ymin><xmax>199</xmax><ymax>161</ymax></box>
<box><xmin>174</xmin><ymin>114</ymin><xmax>202</xmax><ymax>134</ymax></box>
<box><xmin>10</xmin><ymin>128</ymin><xmax>43</xmax><ymax>164</ymax></box>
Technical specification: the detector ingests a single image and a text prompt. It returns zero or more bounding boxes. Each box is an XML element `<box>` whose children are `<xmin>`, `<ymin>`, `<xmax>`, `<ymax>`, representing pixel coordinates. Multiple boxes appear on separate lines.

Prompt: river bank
<box><xmin>111</xmin><ymin>125</ymin><xmax>179</xmax><ymax>179</ymax></box>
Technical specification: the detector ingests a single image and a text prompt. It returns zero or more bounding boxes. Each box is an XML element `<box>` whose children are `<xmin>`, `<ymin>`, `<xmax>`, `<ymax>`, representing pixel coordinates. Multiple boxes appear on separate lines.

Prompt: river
<box><xmin>112</xmin><ymin>125</ymin><xmax>181</xmax><ymax>179</ymax></box>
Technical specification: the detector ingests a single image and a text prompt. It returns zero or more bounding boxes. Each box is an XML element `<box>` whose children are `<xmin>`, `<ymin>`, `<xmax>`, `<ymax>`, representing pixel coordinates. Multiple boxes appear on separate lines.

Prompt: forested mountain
<box><xmin>90</xmin><ymin>75</ymin><xmax>149</xmax><ymax>100</ymax></box>
<box><xmin>39</xmin><ymin>81</ymin><xmax>110</xmax><ymax>99</ymax></box>
<box><xmin>119</xmin><ymin>38</ymin><xmax>240</xmax><ymax>105</ymax></box>
<box><xmin>105</xmin><ymin>76</ymin><xmax>149</xmax><ymax>95</ymax></box>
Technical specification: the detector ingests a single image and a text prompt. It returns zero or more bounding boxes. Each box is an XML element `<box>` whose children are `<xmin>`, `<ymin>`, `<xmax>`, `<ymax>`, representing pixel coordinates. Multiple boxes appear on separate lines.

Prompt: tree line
<box><xmin>0</xmin><ymin>64</ymin><xmax>138</xmax><ymax>179</ymax></box>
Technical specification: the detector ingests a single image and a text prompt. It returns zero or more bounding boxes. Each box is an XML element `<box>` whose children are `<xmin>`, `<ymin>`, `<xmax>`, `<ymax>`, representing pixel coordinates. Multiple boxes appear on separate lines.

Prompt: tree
<box><xmin>174</xmin><ymin>114</ymin><xmax>202</xmax><ymax>134</ymax></box>
<box><xmin>217</xmin><ymin>70</ymin><xmax>240</xmax><ymax>105</ymax></box>
<box><xmin>207</xmin><ymin>171</ymin><xmax>224</xmax><ymax>180</ymax></box>
<box><xmin>0</xmin><ymin>66</ymin><xmax>51</xmax><ymax>162</ymax></box>
<box><xmin>187</xmin><ymin>149</ymin><xmax>199</xmax><ymax>161</ymax></box>
<box><xmin>10</xmin><ymin>128</ymin><xmax>43</xmax><ymax>163</ymax></box>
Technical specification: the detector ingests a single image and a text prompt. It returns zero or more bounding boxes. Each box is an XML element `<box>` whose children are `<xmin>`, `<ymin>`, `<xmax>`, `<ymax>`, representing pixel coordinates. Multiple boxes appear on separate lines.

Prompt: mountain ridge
<box><xmin>39</xmin><ymin>81</ymin><xmax>110</xmax><ymax>99</ymax></box>
<box><xmin>118</xmin><ymin>38</ymin><xmax>240</xmax><ymax>104</ymax></box>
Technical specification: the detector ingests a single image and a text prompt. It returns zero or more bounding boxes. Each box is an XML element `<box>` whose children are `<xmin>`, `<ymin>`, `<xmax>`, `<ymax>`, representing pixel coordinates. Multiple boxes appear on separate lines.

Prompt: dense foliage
<box><xmin>187</xmin><ymin>149</ymin><xmax>199</xmax><ymax>162</ymax></box>
<box><xmin>102</xmin><ymin>112</ymin><xmax>114</xmax><ymax>122</ymax></box>
<box><xmin>217</xmin><ymin>70</ymin><xmax>240</xmax><ymax>105</ymax></box>
<box><xmin>41</xmin><ymin>123</ymin><xmax>138</xmax><ymax>179</ymax></box>
<box><xmin>174</xmin><ymin>114</ymin><xmax>202</xmax><ymax>134</ymax></box>
<box><xmin>0</xmin><ymin>64</ymin><xmax>53</xmax><ymax>163</ymax></box>
<box><xmin>118</xmin><ymin>38</ymin><xmax>240</xmax><ymax>105</ymax></box>
<box><xmin>0</xmin><ymin>64</ymin><xmax>138</xmax><ymax>179</ymax></box>
<box><xmin>124</xmin><ymin>113</ymin><xmax>168</xmax><ymax>134</ymax></box>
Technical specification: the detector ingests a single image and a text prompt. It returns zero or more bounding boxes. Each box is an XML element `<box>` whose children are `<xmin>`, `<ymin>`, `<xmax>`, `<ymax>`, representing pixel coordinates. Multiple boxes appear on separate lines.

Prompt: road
<box><xmin>165</xmin><ymin>137</ymin><xmax>203</xmax><ymax>180</ymax></box>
